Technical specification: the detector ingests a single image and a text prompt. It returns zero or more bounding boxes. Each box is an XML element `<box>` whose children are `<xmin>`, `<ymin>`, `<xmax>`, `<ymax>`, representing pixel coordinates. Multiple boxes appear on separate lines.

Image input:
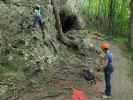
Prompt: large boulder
<box><xmin>0</xmin><ymin>0</ymin><xmax>94</xmax><ymax>85</ymax></box>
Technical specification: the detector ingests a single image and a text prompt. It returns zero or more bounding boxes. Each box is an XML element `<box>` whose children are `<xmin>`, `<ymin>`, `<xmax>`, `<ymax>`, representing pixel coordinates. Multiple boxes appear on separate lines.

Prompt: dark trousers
<box><xmin>104</xmin><ymin>72</ymin><xmax>112</xmax><ymax>96</ymax></box>
<box><xmin>33</xmin><ymin>16</ymin><xmax>44</xmax><ymax>31</ymax></box>
<box><xmin>33</xmin><ymin>16</ymin><xmax>45</xmax><ymax>39</ymax></box>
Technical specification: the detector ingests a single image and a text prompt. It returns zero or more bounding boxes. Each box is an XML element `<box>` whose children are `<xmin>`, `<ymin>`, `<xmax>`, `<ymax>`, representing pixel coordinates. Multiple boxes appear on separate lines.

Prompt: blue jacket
<box><xmin>104</xmin><ymin>51</ymin><xmax>113</xmax><ymax>73</ymax></box>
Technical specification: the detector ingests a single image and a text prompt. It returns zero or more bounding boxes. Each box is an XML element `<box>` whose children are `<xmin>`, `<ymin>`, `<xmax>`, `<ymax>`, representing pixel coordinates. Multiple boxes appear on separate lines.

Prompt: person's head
<box><xmin>100</xmin><ymin>43</ymin><xmax>109</xmax><ymax>53</ymax></box>
<box><xmin>35</xmin><ymin>4</ymin><xmax>40</xmax><ymax>10</ymax></box>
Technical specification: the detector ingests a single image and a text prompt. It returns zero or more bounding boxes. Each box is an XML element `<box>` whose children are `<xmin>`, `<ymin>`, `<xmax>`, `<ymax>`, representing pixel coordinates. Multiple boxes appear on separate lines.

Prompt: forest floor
<box><xmin>43</xmin><ymin>41</ymin><xmax>133</xmax><ymax>100</ymax></box>
<box><xmin>6</xmin><ymin>36</ymin><xmax>133</xmax><ymax>100</ymax></box>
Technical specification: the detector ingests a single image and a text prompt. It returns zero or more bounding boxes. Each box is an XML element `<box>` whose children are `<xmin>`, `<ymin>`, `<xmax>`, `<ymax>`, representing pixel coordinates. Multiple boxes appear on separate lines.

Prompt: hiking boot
<box><xmin>108</xmin><ymin>96</ymin><xmax>112</xmax><ymax>99</ymax></box>
<box><xmin>32</xmin><ymin>27</ymin><xmax>36</xmax><ymax>32</ymax></box>
<box><xmin>102</xmin><ymin>95</ymin><xmax>112</xmax><ymax>99</ymax></box>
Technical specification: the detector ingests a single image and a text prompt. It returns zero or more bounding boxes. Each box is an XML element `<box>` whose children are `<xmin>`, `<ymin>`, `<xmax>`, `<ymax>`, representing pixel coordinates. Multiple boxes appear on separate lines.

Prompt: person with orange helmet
<box><xmin>100</xmin><ymin>43</ymin><xmax>113</xmax><ymax>99</ymax></box>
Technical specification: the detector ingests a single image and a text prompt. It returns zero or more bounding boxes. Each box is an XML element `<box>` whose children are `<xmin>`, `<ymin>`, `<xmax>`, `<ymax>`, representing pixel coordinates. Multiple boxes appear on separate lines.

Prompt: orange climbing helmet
<box><xmin>100</xmin><ymin>42</ymin><xmax>109</xmax><ymax>49</ymax></box>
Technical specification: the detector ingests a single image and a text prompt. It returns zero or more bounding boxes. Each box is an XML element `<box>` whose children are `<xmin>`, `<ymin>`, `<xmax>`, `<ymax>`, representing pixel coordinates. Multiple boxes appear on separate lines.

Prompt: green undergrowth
<box><xmin>0</xmin><ymin>56</ymin><xmax>26</xmax><ymax>81</ymax></box>
<box><xmin>113</xmin><ymin>35</ymin><xmax>127</xmax><ymax>46</ymax></box>
<box><xmin>127</xmin><ymin>48</ymin><xmax>133</xmax><ymax>81</ymax></box>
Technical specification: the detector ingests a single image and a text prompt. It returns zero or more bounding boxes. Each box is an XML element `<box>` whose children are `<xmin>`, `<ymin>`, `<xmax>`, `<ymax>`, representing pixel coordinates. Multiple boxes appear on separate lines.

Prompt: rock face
<box><xmin>0</xmin><ymin>0</ymin><xmax>58</xmax><ymax>82</ymax></box>
<box><xmin>0</xmin><ymin>1</ymin><xmax>101</xmax><ymax>99</ymax></box>
<box><xmin>0</xmin><ymin>0</ymin><xmax>95</xmax><ymax>84</ymax></box>
<box><xmin>60</xmin><ymin>0</ymin><xmax>86</xmax><ymax>30</ymax></box>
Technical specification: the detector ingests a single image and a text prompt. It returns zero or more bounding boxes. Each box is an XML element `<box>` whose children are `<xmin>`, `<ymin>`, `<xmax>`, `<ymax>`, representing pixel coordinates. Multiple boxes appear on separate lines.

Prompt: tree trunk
<box><xmin>108</xmin><ymin>0</ymin><xmax>114</xmax><ymax>36</ymax></box>
<box><xmin>51</xmin><ymin>0</ymin><xmax>62</xmax><ymax>34</ymax></box>
<box><xmin>128</xmin><ymin>0</ymin><xmax>133</xmax><ymax>49</ymax></box>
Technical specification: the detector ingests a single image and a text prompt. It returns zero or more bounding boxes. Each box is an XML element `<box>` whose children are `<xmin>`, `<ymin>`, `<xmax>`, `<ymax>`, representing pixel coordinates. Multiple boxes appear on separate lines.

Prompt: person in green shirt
<box><xmin>33</xmin><ymin>5</ymin><xmax>45</xmax><ymax>39</ymax></box>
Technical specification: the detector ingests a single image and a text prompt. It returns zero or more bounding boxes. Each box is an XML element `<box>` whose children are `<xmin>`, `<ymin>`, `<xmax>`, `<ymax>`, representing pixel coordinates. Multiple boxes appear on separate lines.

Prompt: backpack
<box><xmin>83</xmin><ymin>69</ymin><xmax>95</xmax><ymax>81</ymax></box>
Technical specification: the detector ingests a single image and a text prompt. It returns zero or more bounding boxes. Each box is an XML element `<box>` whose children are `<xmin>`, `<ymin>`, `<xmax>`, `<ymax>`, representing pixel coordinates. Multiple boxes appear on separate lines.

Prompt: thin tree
<box><xmin>128</xmin><ymin>0</ymin><xmax>133</xmax><ymax>49</ymax></box>
<box><xmin>108</xmin><ymin>0</ymin><xmax>114</xmax><ymax>36</ymax></box>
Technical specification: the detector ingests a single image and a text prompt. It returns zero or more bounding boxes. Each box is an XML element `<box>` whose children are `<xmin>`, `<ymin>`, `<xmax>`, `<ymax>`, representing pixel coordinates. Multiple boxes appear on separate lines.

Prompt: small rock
<box><xmin>8</xmin><ymin>55</ymin><xmax>13</xmax><ymax>61</ymax></box>
<box><xmin>0</xmin><ymin>85</ymin><xmax>8</xmax><ymax>96</ymax></box>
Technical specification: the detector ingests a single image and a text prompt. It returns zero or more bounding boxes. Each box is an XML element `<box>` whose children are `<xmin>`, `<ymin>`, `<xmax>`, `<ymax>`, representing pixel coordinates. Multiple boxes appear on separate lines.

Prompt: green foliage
<box><xmin>113</xmin><ymin>35</ymin><xmax>127</xmax><ymax>45</ymax></box>
<box><xmin>0</xmin><ymin>54</ymin><xmax>26</xmax><ymax>80</ymax></box>
<box><xmin>80</xmin><ymin>0</ymin><xmax>130</xmax><ymax>35</ymax></box>
<box><xmin>128</xmin><ymin>52</ymin><xmax>133</xmax><ymax>80</ymax></box>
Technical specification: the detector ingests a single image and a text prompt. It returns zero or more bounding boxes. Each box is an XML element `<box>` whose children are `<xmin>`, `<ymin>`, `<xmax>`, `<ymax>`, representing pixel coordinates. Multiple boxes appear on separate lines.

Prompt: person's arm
<box><xmin>33</xmin><ymin>9</ymin><xmax>38</xmax><ymax>16</ymax></box>
<box><xmin>102</xmin><ymin>58</ymin><xmax>108</xmax><ymax>67</ymax></box>
<box><xmin>100</xmin><ymin>54</ymin><xmax>108</xmax><ymax>71</ymax></box>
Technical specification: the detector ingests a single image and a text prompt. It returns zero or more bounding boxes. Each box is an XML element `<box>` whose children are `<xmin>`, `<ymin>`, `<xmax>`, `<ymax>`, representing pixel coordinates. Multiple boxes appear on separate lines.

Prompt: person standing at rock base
<box><xmin>100</xmin><ymin>43</ymin><xmax>113</xmax><ymax>99</ymax></box>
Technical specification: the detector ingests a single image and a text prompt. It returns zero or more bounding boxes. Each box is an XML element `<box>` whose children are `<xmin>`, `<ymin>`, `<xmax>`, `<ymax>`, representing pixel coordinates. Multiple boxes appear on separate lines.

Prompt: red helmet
<box><xmin>101</xmin><ymin>43</ymin><xmax>109</xmax><ymax>49</ymax></box>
